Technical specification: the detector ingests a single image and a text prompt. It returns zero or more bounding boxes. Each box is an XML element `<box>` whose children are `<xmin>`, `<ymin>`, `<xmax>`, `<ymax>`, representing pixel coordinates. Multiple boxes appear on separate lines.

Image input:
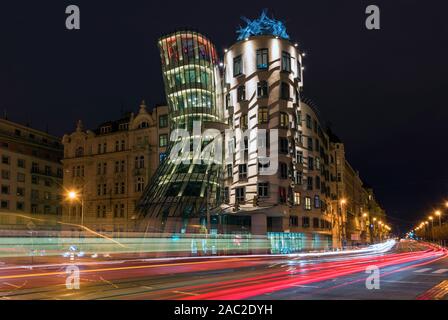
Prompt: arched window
<box><xmin>75</xmin><ymin>147</ymin><xmax>84</xmax><ymax>157</ymax></box>
<box><xmin>138</xmin><ymin>121</ymin><xmax>149</xmax><ymax>129</ymax></box>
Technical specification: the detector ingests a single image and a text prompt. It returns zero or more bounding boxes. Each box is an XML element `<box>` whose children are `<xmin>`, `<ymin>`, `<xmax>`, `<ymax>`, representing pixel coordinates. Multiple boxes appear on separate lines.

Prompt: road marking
<box><xmin>432</xmin><ymin>269</ymin><xmax>448</xmax><ymax>274</ymax></box>
<box><xmin>414</xmin><ymin>268</ymin><xmax>432</xmax><ymax>273</ymax></box>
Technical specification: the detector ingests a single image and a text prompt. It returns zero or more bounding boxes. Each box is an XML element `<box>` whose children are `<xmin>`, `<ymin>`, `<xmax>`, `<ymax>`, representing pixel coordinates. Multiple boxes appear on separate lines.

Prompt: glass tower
<box><xmin>138</xmin><ymin>31</ymin><xmax>225</xmax><ymax>233</ymax></box>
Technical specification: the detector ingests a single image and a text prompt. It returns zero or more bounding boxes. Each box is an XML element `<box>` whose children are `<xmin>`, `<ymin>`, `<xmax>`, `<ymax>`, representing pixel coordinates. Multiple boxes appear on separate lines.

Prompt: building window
<box><xmin>280</xmin><ymin>82</ymin><xmax>290</xmax><ymax>100</ymax></box>
<box><xmin>257</xmin><ymin>81</ymin><xmax>268</xmax><ymax>98</ymax></box>
<box><xmin>295</xmin><ymin>171</ymin><xmax>303</xmax><ymax>185</ymax></box>
<box><xmin>1</xmin><ymin>185</ymin><xmax>10</xmax><ymax>194</ymax></box>
<box><xmin>313</xmin><ymin>218</ymin><xmax>320</xmax><ymax>228</ymax></box>
<box><xmin>1</xmin><ymin>170</ymin><xmax>10</xmax><ymax>180</ymax></box>
<box><xmin>159</xmin><ymin>114</ymin><xmax>168</xmax><ymax>128</ymax></box>
<box><xmin>75</xmin><ymin>147</ymin><xmax>84</xmax><ymax>157</ymax></box>
<box><xmin>31</xmin><ymin>176</ymin><xmax>39</xmax><ymax>185</ymax></box>
<box><xmin>226</xmin><ymin>164</ymin><xmax>233</xmax><ymax>178</ymax></box>
<box><xmin>282</xmin><ymin>51</ymin><xmax>291</xmax><ymax>72</ymax></box>
<box><xmin>305</xmin><ymin>197</ymin><xmax>312</xmax><ymax>210</ymax></box>
<box><xmin>31</xmin><ymin>204</ymin><xmax>38</xmax><ymax>213</ymax></box>
<box><xmin>308</xmin><ymin>137</ymin><xmax>313</xmax><ymax>151</ymax></box>
<box><xmin>307</xmin><ymin>177</ymin><xmax>313</xmax><ymax>191</ymax></box>
<box><xmin>159</xmin><ymin>134</ymin><xmax>168</xmax><ymax>147</ymax></box>
<box><xmin>16</xmin><ymin>187</ymin><xmax>25</xmax><ymax>197</ymax></box>
<box><xmin>16</xmin><ymin>202</ymin><xmax>25</xmax><ymax>211</ymax></box>
<box><xmin>256</xmin><ymin>108</ymin><xmax>268</xmax><ymax>126</ymax></box>
<box><xmin>315</xmin><ymin>176</ymin><xmax>321</xmax><ymax>190</ymax></box>
<box><xmin>314</xmin><ymin>195</ymin><xmax>321</xmax><ymax>208</ymax></box>
<box><xmin>279</xmin><ymin>138</ymin><xmax>289</xmax><ymax>154</ymax></box>
<box><xmin>115</xmin><ymin>141</ymin><xmax>120</xmax><ymax>152</ymax></box>
<box><xmin>237</xmin><ymin>85</ymin><xmax>246</xmax><ymax>102</ymax></box>
<box><xmin>289</xmin><ymin>216</ymin><xmax>299</xmax><ymax>227</ymax></box>
<box><xmin>31</xmin><ymin>190</ymin><xmax>39</xmax><ymax>200</ymax></box>
<box><xmin>256</xmin><ymin>48</ymin><xmax>269</xmax><ymax>69</ymax></box>
<box><xmin>238</xmin><ymin>164</ymin><xmax>247</xmax><ymax>180</ymax></box>
<box><xmin>240</xmin><ymin>114</ymin><xmax>248</xmax><ymax>131</ymax></box>
<box><xmin>135</xmin><ymin>156</ymin><xmax>145</xmax><ymax>169</ymax></box>
<box><xmin>233</xmin><ymin>55</ymin><xmax>243</xmax><ymax>77</ymax></box>
<box><xmin>235</xmin><ymin>187</ymin><xmax>245</xmax><ymax>203</ymax></box>
<box><xmin>294</xmin><ymin>192</ymin><xmax>301</xmax><ymax>205</ymax></box>
<box><xmin>120</xmin><ymin>204</ymin><xmax>125</xmax><ymax>218</ymax></box>
<box><xmin>278</xmin><ymin>187</ymin><xmax>287</xmax><ymax>203</ymax></box>
<box><xmin>17</xmin><ymin>159</ymin><xmax>25</xmax><ymax>168</ymax></box>
<box><xmin>31</xmin><ymin>162</ymin><xmax>39</xmax><ymax>173</ymax></box>
<box><xmin>297</xmin><ymin>60</ymin><xmax>302</xmax><ymax>81</ymax></box>
<box><xmin>1</xmin><ymin>155</ymin><xmax>10</xmax><ymax>165</ymax></box>
<box><xmin>306</xmin><ymin>114</ymin><xmax>312</xmax><ymax>129</ymax></box>
<box><xmin>279</xmin><ymin>162</ymin><xmax>288</xmax><ymax>179</ymax></box>
<box><xmin>1</xmin><ymin>200</ymin><xmax>9</xmax><ymax>209</ymax></box>
<box><xmin>308</xmin><ymin>157</ymin><xmax>314</xmax><ymax>170</ymax></box>
<box><xmin>280</xmin><ymin>112</ymin><xmax>288</xmax><ymax>128</ymax></box>
<box><xmin>224</xmin><ymin>187</ymin><xmax>230</xmax><ymax>203</ymax></box>
<box><xmin>258</xmin><ymin>182</ymin><xmax>269</xmax><ymax>198</ymax></box>
<box><xmin>296</xmin><ymin>151</ymin><xmax>303</xmax><ymax>164</ymax></box>
<box><xmin>135</xmin><ymin>177</ymin><xmax>145</xmax><ymax>192</ymax></box>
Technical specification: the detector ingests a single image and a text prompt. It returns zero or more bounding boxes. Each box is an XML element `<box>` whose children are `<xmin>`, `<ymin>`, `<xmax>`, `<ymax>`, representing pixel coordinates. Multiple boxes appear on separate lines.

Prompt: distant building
<box><xmin>0</xmin><ymin>118</ymin><xmax>63</xmax><ymax>230</ymax></box>
<box><xmin>61</xmin><ymin>102</ymin><xmax>169</xmax><ymax>234</ymax></box>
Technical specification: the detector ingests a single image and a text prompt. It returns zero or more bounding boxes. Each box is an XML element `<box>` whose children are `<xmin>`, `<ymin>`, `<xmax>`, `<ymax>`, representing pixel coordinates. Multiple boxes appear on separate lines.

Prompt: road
<box><xmin>0</xmin><ymin>240</ymin><xmax>447</xmax><ymax>300</ymax></box>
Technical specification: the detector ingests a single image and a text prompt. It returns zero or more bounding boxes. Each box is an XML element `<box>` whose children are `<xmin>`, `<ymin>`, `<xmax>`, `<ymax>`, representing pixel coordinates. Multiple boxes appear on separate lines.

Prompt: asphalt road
<box><xmin>0</xmin><ymin>240</ymin><xmax>447</xmax><ymax>300</ymax></box>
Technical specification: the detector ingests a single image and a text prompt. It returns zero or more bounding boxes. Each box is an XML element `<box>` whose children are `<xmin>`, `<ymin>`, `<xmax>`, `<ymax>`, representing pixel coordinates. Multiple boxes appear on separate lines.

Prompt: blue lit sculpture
<box><xmin>237</xmin><ymin>10</ymin><xmax>290</xmax><ymax>41</ymax></box>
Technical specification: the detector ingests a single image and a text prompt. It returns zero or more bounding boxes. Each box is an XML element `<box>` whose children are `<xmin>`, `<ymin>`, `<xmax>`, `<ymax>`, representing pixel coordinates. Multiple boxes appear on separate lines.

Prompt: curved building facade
<box><xmin>222</xmin><ymin>34</ymin><xmax>334</xmax><ymax>250</ymax></box>
<box><xmin>138</xmin><ymin>31</ymin><xmax>226</xmax><ymax>233</ymax></box>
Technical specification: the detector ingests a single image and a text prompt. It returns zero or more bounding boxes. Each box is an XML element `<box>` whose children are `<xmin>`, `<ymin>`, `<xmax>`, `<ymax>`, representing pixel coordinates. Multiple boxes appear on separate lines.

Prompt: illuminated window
<box><xmin>256</xmin><ymin>48</ymin><xmax>269</xmax><ymax>69</ymax></box>
<box><xmin>294</xmin><ymin>192</ymin><xmax>301</xmax><ymax>205</ymax></box>
<box><xmin>258</xmin><ymin>107</ymin><xmax>268</xmax><ymax>124</ymax></box>
<box><xmin>314</xmin><ymin>195</ymin><xmax>321</xmax><ymax>208</ymax></box>
<box><xmin>280</xmin><ymin>112</ymin><xmax>288</xmax><ymax>128</ymax></box>
<box><xmin>305</xmin><ymin>197</ymin><xmax>312</xmax><ymax>210</ymax></box>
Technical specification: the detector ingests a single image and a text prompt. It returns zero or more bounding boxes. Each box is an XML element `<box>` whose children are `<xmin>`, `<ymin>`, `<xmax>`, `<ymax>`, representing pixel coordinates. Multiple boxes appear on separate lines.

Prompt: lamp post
<box><xmin>340</xmin><ymin>199</ymin><xmax>347</xmax><ymax>247</ymax></box>
<box><xmin>429</xmin><ymin>216</ymin><xmax>434</xmax><ymax>241</ymax></box>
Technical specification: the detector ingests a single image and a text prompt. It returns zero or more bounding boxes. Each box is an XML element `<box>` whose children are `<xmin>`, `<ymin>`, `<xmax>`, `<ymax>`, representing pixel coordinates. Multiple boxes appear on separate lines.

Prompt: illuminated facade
<box><xmin>138</xmin><ymin>31</ymin><xmax>226</xmax><ymax>233</ymax></box>
<box><xmin>0</xmin><ymin>118</ymin><xmax>63</xmax><ymax>231</ymax></box>
<box><xmin>61</xmin><ymin>103</ymin><xmax>169</xmax><ymax>234</ymax></box>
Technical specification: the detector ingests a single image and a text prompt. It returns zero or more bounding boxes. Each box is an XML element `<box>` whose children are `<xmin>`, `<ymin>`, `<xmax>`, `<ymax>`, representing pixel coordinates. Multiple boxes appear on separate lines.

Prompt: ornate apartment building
<box><xmin>61</xmin><ymin>102</ymin><xmax>169</xmax><ymax>233</ymax></box>
<box><xmin>0</xmin><ymin>118</ymin><xmax>63</xmax><ymax>230</ymax></box>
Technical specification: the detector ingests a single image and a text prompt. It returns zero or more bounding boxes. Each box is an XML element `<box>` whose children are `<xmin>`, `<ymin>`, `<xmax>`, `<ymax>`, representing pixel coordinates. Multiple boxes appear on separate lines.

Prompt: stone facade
<box><xmin>61</xmin><ymin>102</ymin><xmax>168</xmax><ymax>234</ymax></box>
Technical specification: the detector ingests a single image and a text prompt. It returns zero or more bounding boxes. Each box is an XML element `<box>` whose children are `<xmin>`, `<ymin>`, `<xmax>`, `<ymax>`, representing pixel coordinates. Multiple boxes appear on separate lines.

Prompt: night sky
<box><xmin>1</xmin><ymin>1</ymin><xmax>447</xmax><ymax>233</ymax></box>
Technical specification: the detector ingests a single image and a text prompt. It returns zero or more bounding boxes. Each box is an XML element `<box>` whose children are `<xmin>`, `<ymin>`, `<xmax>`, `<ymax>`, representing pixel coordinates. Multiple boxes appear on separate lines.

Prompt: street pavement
<box><xmin>0</xmin><ymin>240</ymin><xmax>447</xmax><ymax>300</ymax></box>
